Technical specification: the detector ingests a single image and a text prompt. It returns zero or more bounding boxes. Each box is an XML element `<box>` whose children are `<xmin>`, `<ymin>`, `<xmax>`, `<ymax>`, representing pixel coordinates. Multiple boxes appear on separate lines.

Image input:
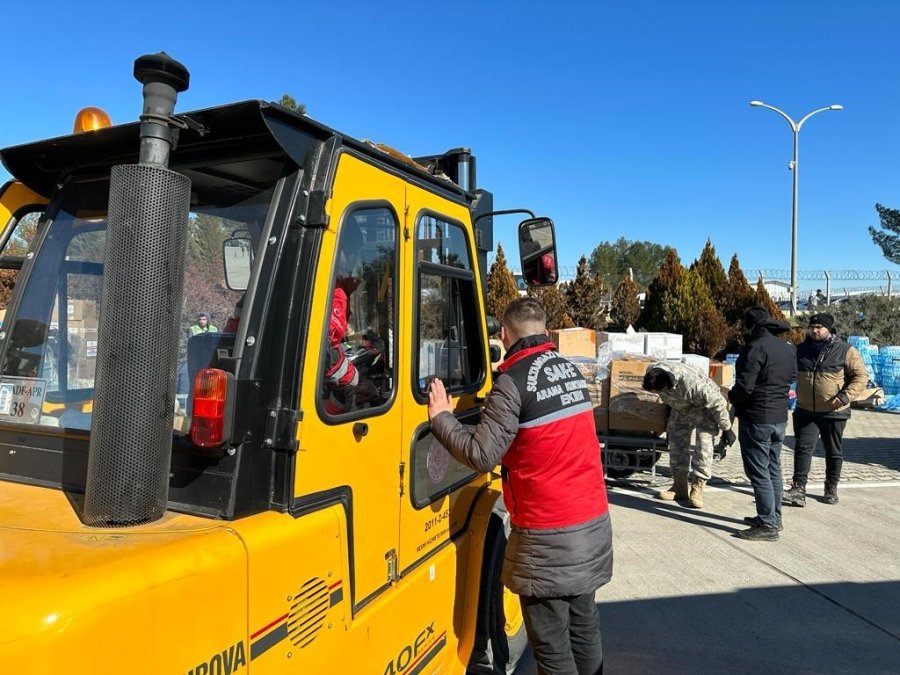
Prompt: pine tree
<box><xmin>485</xmin><ymin>243</ymin><xmax>520</xmax><ymax>320</ymax></box>
<box><xmin>278</xmin><ymin>94</ymin><xmax>308</xmax><ymax>115</ymax></box>
<box><xmin>528</xmin><ymin>284</ymin><xmax>574</xmax><ymax>330</ymax></box>
<box><xmin>723</xmin><ymin>254</ymin><xmax>756</xmax><ymax>325</ymax></box>
<box><xmin>0</xmin><ymin>211</ymin><xmax>40</xmax><ymax>308</ymax></box>
<box><xmin>638</xmin><ymin>249</ymin><xmax>683</xmax><ymax>330</ymax></box>
<box><xmin>666</xmin><ymin>268</ymin><xmax>727</xmax><ymax>357</ymax></box>
<box><xmin>565</xmin><ymin>255</ymin><xmax>607</xmax><ymax>330</ymax></box>
<box><xmin>717</xmin><ymin>254</ymin><xmax>766</xmax><ymax>355</ymax></box>
<box><xmin>868</xmin><ymin>203</ymin><xmax>900</xmax><ymax>264</ymax></box>
<box><xmin>754</xmin><ymin>276</ymin><xmax>786</xmax><ymax>321</ymax></box>
<box><xmin>691</xmin><ymin>239</ymin><xmax>728</xmax><ymax>312</ymax></box>
<box><xmin>610</xmin><ymin>275</ymin><xmax>641</xmax><ymax>330</ymax></box>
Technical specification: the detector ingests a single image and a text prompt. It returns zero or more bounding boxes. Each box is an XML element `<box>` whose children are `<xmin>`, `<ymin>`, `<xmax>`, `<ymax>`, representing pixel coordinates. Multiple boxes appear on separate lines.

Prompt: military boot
<box><xmin>656</xmin><ymin>471</ymin><xmax>689</xmax><ymax>501</ymax></box>
<box><xmin>824</xmin><ymin>481</ymin><xmax>839</xmax><ymax>505</ymax></box>
<box><xmin>782</xmin><ymin>481</ymin><xmax>806</xmax><ymax>507</ymax></box>
<box><xmin>687</xmin><ymin>478</ymin><xmax>706</xmax><ymax>509</ymax></box>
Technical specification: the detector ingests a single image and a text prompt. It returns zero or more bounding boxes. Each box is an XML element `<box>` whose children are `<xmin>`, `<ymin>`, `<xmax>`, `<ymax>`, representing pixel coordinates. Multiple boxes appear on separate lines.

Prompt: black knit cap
<box><xmin>808</xmin><ymin>313</ymin><xmax>835</xmax><ymax>332</ymax></box>
<box><xmin>744</xmin><ymin>305</ymin><xmax>770</xmax><ymax>330</ymax></box>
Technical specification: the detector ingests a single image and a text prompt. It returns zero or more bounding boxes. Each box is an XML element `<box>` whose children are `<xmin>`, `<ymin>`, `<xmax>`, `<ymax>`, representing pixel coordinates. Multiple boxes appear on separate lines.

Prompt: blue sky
<box><xmin>3</xmin><ymin>1</ymin><xmax>900</xmax><ymax>282</ymax></box>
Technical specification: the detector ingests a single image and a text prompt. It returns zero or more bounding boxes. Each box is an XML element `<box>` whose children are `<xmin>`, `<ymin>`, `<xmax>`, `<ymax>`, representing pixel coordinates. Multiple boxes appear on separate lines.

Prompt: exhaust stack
<box><xmin>83</xmin><ymin>53</ymin><xmax>191</xmax><ymax>526</ymax></box>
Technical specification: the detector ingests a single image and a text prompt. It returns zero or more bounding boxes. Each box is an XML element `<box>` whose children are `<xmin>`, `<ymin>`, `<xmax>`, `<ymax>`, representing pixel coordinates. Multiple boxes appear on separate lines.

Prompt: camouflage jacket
<box><xmin>651</xmin><ymin>360</ymin><xmax>731</xmax><ymax>431</ymax></box>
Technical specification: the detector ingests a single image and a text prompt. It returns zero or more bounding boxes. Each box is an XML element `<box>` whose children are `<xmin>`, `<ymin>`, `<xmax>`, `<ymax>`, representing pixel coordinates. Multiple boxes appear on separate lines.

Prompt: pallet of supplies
<box><xmin>607</xmin><ymin>358</ymin><xmax>668</xmax><ymax>434</ymax></box>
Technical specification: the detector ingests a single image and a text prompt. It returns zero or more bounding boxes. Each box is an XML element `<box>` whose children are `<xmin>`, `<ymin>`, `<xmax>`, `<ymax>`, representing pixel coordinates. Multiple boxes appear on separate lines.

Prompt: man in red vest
<box><xmin>428</xmin><ymin>297</ymin><xmax>612</xmax><ymax>675</ymax></box>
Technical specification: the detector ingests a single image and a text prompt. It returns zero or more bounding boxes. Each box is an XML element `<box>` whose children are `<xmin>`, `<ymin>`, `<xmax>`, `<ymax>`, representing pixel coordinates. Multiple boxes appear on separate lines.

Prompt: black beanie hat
<box><xmin>744</xmin><ymin>305</ymin><xmax>770</xmax><ymax>330</ymax></box>
<box><xmin>808</xmin><ymin>313</ymin><xmax>835</xmax><ymax>332</ymax></box>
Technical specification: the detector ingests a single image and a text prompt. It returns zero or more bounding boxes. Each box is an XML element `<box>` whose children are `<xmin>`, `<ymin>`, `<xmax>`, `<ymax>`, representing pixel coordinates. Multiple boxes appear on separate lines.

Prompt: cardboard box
<box><xmin>644</xmin><ymin>332</ymin><xmax>683</xmax><ymax>359</ymax></box>
<box><xmin>609</xmin><ymin>359</ymin><xmax>652</xmax><ymax>398</ymax></box>
<box><xmin>709</xmin><ymin>362</ymin><xmax>735</xmax><ymax>387</ymax></box>
<box><xmin>609</xmin><ymin>391</ymin><xmax>668</xmax><ymax>434</ymax></box>
<box><xmin>597</xmin><ymin>331</ymin><xmax>645</xmax><ymax>356</ymax></box>
<box><xmin>551</xmin><ymin>328</ymin><xmax>597</xmax><ymax>358</ymax></box>
<box><xmin>607</xmin><ymin>359</ymin><xmax>668</xmax><ymax>434</ymax></box>
<box><xmin>682</xmin><ymin>354</ymin><xmax>710</xmax><ymax>376</ymax></box>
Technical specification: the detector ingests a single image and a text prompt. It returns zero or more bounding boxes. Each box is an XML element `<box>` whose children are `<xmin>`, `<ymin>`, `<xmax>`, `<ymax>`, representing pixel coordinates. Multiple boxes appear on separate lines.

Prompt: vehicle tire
<box><xmin>638</xmin><ymin>450</ymin><xmax>663</xmax><ymax>470</ymax></box>
<box><xmin>467</xmin><ymin>504</ymin><xmax>528</xmax><ymax>675</ymax></box>
<box><xmin>603</xmin><ymin>446</ymin><xmax>638</xmax><ymax>479</ymax></box>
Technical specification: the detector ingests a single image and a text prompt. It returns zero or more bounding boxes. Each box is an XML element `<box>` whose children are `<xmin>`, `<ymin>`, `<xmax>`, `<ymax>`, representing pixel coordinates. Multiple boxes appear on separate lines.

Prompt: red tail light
<box><xmin>191</xmin><ymin>368</ymin><xmax>230</xmax><ymax>448</ymax></box>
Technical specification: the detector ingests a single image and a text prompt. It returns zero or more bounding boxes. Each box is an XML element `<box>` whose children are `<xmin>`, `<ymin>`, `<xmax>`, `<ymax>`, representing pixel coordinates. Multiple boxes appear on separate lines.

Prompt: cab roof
<box><xmin>0</xmin><ymin>101</ymin><xmax>469</xmax><ymax>203</ymax></box>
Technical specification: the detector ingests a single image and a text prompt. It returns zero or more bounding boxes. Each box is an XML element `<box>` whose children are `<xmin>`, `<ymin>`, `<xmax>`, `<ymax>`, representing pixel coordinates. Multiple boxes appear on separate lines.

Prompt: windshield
<box><xmin>0</xmin><ymin>176</ymin><xmax>276</xmax><ymax>434</ymax></box>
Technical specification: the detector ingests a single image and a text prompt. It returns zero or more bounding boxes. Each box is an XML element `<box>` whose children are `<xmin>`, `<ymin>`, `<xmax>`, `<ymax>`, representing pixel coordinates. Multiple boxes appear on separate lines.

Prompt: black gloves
<box><xmin>721</xmin><ymin>428</ymin><xmax>737</xmax><ymax>447</ymax></box>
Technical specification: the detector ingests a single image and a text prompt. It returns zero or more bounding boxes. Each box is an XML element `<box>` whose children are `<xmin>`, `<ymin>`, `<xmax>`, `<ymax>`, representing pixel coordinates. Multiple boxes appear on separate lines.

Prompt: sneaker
<box><xmin>736</xmin><ymin>524</ymin><xmax>780</xmax><ymax>541</ymax></box>
<box><xmin>743</xmin><ymin>515</ymin><xmax>784</xmax><ymax>531</ymax></box>
<box><xmin>782</xmin><ymin>482</ymin><xmax>806</xmax><ymax>507</ymax></box>
<box><xmin>824</xmin><ymin>481</ymin><xmax>839</xmax><ymax>505</ymax></box>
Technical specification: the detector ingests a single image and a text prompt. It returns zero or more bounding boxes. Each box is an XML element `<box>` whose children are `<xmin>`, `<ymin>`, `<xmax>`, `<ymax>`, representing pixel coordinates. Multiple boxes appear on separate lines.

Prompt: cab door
<box><xmin>294</xmin><ymin>152</ymin><xmax>405</xmax><ymax>609</ymax></box>
<box><xmin>397</xmin><ymin>183</ymin><xmax>493</xmax><ymax>575</ymax></box>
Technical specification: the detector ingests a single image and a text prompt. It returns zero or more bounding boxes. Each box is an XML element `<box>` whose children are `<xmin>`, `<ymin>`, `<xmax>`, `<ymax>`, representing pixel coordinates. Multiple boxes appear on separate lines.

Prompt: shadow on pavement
<box><xmin>606</xmin><ymin>488</ymin><xmax>748</xmax><ymax>533</ymax></box>
<box><xmin>600</xmin><ymin>581</ymin><xmax>900</xmax><ymax>675</ymax></box>
<box><xmin>516</xmin><ymin>581</ymin><xmax>900</xmax><ymax>674</ymax></box>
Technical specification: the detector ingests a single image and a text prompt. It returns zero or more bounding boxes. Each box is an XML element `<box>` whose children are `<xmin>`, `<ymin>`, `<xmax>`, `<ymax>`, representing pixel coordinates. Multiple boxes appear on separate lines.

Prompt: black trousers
<box><xmin>520</xmin><ymin>592</ymin><xmax>603</xmax><ymax>675</ymax></box>
<box><xmin>791</xmin><ymin>409</ymin><xmax>847</xmax><ymax>486</ymax></box>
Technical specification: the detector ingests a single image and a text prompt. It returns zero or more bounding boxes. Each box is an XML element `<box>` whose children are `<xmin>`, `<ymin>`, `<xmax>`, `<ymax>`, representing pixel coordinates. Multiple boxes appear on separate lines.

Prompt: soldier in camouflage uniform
<box><xmin>642</xmin><ymin>361</ymin><xmax>736</xmax><ymax>508</ymax></box>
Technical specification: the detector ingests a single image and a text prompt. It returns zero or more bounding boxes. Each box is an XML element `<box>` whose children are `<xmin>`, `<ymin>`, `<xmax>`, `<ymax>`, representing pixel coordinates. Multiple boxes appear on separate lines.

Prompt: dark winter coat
<box><xmin>729</xmin><ymin>318</ymin><xmax>797</xmax><ymax>423</ymax></box>
<box><xmin>430</xmin><ymin>335</ymin><xmax>613</xmax><ymax>598</ymax></box>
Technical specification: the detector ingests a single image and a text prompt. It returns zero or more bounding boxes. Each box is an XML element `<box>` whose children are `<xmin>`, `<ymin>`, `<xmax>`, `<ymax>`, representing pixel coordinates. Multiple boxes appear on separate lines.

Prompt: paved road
<box><xmin>648</xmin><ymin>408</ymin><xmax>900</xmax><ymax>486</ymax></box>
<box><xmin>515</xmin><ymin>409</ymin><xmax>900</xmax><ymax>674</ymax></box>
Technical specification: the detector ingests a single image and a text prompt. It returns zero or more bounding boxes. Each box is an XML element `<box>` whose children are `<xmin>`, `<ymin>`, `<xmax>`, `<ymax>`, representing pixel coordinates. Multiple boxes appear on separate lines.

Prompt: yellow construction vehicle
<box><xmin>0</xmin><ymin>53</ymin><xmax>559</xmax><ymax>674</ymax></box>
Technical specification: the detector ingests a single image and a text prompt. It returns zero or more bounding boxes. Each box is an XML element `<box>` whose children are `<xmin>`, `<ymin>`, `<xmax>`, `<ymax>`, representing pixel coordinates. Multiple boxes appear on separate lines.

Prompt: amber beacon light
<box><xmin>73</xmin><ymin>106</ymin><xmax>112</xmax><ymax>133</ymax></box>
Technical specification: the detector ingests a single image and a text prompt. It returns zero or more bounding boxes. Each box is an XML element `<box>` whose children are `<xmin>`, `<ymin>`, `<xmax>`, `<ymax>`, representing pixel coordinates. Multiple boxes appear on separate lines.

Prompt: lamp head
<box><xmin>830</xmin><ymin>104</ymin><xmax>843</xmax><ymax>110</ymax></box>
<box><xmin>749</xmin><ymin>100</ymin><xmax>764</xmax><ymax>107</ymax></box>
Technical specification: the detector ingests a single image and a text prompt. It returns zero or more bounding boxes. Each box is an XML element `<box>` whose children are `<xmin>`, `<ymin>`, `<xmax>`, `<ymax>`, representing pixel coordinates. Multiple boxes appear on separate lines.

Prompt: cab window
<box><xmin>0</xmin><ymin>180</ymin><xmax>276</xmax><ymax>431</ymax></box>
<box><xmin>321</xmin><ymin>206</ymin><xmax>397</xmax><ymax>418</ymax></box>
<box><xmin>415</xmin><ymin>214</ymin><xmax>484</xmax><ymax>393</ymax></box>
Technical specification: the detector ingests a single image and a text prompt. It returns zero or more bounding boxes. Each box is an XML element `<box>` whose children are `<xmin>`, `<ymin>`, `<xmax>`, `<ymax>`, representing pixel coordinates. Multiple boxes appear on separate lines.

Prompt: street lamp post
<box><xmin>749</xmin><ymin>100</ymin><xmax>843</xmax><ymax>317</ymax></box>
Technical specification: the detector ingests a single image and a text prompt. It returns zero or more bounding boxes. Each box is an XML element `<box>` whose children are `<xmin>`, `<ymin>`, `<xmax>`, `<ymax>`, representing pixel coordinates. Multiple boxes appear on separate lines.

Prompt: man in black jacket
<box><xmin>729</xmin><ymin>306</ymin><xmax>797</xmax><ymax>541</ymax></box>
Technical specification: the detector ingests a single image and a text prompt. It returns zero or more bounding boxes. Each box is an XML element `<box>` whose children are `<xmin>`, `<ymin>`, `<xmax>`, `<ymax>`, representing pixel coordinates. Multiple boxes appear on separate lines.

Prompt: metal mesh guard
<box><xmin>84</xmin><ymin>164</ymin><xmax>190</xmax><ymax>527</ymax></box>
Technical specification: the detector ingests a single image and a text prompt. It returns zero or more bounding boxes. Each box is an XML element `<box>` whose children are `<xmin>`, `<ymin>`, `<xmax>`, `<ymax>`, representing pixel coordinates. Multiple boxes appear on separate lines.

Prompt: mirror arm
<box><xmin>473</xmin><ymin>208</ymin><xmax>535</xmax><ymax>227</ymax></box>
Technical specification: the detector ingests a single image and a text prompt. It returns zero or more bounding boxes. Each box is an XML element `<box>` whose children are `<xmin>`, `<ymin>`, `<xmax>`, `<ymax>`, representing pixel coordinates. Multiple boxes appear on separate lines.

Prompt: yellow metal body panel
<box><xmin>0</xmin><ymin>482</ymin><xmax>248</xmax><ymax>674</ymax></box>
<box><xmin>296</xmin><ymin>152</ymin><xmax>405</xmax><ymax>607</ymax></box>
<box><xmin>0</xmin><ymin>181</ymin><xmax>46</xmax><ymax>230</ymax></box>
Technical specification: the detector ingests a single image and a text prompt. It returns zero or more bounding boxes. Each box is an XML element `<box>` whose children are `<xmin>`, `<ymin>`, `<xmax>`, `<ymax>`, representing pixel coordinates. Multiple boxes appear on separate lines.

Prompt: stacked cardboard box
<box><xmin>597</xmin><ymin>331</ymin><xmax>644</xmax><ymax>355</ymax></box>
<box><xmin>644</xmin><ymin>332</ymin><xmax>683</xmax><ymax>360</ymax></box>
<box><xmin>682</xmin><ymin>354</ymin><xmax>710</xmax><ymax>375</ymax></box>
<box><xmin>709</xmin><ymin>362</ymin><xmax>735</xmax><ymax>387</ymax></box>
<box><xmin>551</xmin><ymin>328</ymin><xmax>597</xmax><ymax>358</ymax></box>
<box><xmin>572</xmin><ymin>356</ymin><xmax>669</xmax><ymax>435</ymax></box>
<box><xmin>606</xmin><ymin>359</ymin><xmax>668</xmax><ymax>434</ymax></box>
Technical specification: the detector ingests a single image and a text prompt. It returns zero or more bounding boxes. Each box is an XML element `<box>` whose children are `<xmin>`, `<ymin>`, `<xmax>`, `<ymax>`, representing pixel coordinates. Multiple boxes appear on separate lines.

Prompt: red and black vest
<box><xmin>498</xmin><ymin>337</ymin><xmax>608</xmax><ymax>529</ymax></box>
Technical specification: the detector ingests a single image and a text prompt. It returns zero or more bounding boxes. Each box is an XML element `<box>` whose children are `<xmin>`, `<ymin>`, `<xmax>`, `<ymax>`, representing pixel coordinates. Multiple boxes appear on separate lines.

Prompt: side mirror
<box><xmin>489</xmin><ymin>344</ymin><xmax>502</xmax><ymax>363</ymax></box>
<box><xmin>485</xmin><ymin>315</ymin><xmax>501</xmax><ymax>337</ymax></box>
<box><xmin>518</xmin><ymin>217</ymin><xmax>558</xmax><ymax>286</ymax></box>
<box><xmin>223</xmin><ymin>237</ymin><xmax>253</xmax><ymax>291</ymax></box>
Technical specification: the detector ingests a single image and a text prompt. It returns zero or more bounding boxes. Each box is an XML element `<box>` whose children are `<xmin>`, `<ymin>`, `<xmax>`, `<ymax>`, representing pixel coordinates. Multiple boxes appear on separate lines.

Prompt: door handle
<box><xmin>353</xmin><ymin>422</ymin><xmax>368</xmax><ymax>439</ymax></box>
